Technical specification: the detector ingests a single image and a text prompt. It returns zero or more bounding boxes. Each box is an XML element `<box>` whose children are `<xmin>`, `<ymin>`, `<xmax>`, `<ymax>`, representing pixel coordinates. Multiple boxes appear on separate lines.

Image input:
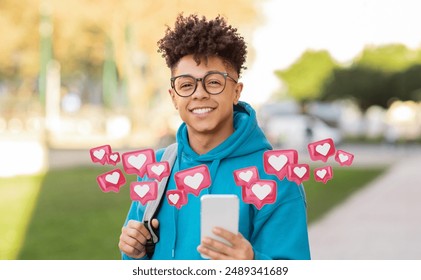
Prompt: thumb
<box><xmin>151</xmin><ymin>218</ymin><xmax>159</xmax><ymax>229</ymax></box>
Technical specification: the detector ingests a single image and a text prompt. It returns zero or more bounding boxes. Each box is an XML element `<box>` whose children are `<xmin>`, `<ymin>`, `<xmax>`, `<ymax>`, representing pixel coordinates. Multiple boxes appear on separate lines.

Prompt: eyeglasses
<box><xmin>170</xmin><ymin>71</ymin><xmax>238</xmax><ymax>97</ymax></box>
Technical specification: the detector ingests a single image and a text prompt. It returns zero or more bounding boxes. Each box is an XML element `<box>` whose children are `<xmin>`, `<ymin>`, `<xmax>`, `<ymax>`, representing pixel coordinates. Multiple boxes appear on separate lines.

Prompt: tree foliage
<box><xmin>321</xmin><ymin>66</ymin><xmax>392</xmax><ymax>111</ymax></box>
<box><xmin>320</xmin><ymin>44</ymin><xmax>421</xmax><ymax>111</ymax></box>
<box><xmin>392</xmin><ymin>64</ymin><xmax>421</xmax><ymax>101</ymax></box>
<box><xmin>274</xmin><ymin>43</ymin><xmax>421</xmax><ymax>112</ymax></box>
<box><xmin>274</xmin><ymin>50</ymin><xmax>337</xmax><ymax>102</ymax></box>
<box><xmin>0</xmin><ymin>0</ymin><xmax>40</xmax><ymax>80</ymax></box>
<box><xmin>0</xmin><ymin>0</ymin><xmax>261</xmax><ymax>87</ymax></box>
<box><xmin>355</xmin><ymin>44</ymin><xmax>421</xmax><ymax>72</ymax></box>
<box><xmin>0</xmin><ymin>0</ymin><xmax>263</xmax><ymax>134</ymax></box>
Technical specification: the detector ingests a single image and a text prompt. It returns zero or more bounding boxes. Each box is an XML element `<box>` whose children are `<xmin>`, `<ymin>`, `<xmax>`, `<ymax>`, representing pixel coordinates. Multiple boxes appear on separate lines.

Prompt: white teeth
<box><xmin>192</xmin><ymin>108</ymin><xmax>213</xmax><ymax>114</ymax></box>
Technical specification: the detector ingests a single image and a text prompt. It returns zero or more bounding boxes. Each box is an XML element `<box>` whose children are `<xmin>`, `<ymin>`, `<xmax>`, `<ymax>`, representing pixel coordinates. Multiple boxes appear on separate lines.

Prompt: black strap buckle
<box><xmin>145</xmin><ymin>239</ymin><xmax>155</xmax><ymax>259</ymax></box>
<box><xmin>144</xmin><ymin>220</ymin><xmax>159</xmax><ymax>259</ymax></box>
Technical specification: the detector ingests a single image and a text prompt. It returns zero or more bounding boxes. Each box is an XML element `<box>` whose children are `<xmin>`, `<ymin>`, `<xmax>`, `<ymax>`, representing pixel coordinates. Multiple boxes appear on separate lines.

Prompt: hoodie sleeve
<box><xmin>250</xmin><ymin>180</ymin><xmax>311</xmax><ymax>260</ymax></box>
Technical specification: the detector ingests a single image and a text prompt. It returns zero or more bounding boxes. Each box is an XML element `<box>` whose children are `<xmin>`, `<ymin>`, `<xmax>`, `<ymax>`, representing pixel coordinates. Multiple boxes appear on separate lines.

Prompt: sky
<box><xmin>241</xmin><ymin>0</ymin><xmax>421</xmax><ymax>105</ymax></box>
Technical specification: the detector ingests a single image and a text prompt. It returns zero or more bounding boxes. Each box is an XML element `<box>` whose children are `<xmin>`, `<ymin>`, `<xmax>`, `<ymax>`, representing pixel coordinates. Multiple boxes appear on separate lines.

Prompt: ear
<box><xmin>233</xmin><ymin>82</ymin><xmax>243</xmax><ymax>105</ymax></box>
<box><xmin>169</xmin><ymin>89</ymin><xmax>178</xmax><ymax>110</ymax></box>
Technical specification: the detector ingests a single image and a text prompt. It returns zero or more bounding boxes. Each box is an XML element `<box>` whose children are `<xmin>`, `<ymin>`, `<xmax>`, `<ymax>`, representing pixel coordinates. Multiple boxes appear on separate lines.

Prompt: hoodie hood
<box><xmin>176</xmin><ymin>101</ymin><xmax>272</xmax><ymax>163</ymax></box>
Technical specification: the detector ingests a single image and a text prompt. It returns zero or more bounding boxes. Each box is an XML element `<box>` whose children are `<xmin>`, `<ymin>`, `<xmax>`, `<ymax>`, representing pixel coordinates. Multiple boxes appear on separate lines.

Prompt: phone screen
<box><xmin>200</xmin><ymin>194</ymin><xmax>239</xmax><ymax>258</ymax></box>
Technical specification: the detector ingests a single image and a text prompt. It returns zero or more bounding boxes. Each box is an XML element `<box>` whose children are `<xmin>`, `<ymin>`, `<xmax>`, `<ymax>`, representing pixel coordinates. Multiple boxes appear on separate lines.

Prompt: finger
<box><xmin>127</xmin><ymin>220</ymin><xmax>152</xmax><ymax>240</ymax></box>
<box><xmin>120</xmin><ymin>229</ymin><xmax>146</xmax><ymax>252</ymax></box>
<box><xmin>119</xmin><ymin>239</ymin><xmax>144</xmax><ymax>258</ymax></box>
<box><xmin>197</xmin><ymin>245</ymin><xmax>232</xmax><ymax>260</ymax></box>
<box><xmin>212</xmin><ymin>227</ymin><xmax>240</xmax><ymax>245</ymax></box>
<box><xmin>122</xmin><ymin>226</ymin><xmax>148</xmax><ymax>246</ymax></box>
<box><xmin>152</xmin><ymin>219</ymin><xmax>159</xmax><ymax>229</ymax></box>
<box><xmin>201</xmin><ymin>237</ymin><xmax>234</xmax><ymax>257</ymax></box>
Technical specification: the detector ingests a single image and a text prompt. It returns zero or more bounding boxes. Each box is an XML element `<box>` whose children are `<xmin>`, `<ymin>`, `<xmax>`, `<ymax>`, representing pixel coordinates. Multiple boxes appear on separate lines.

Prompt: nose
<box><xmin>191</xmin><ymin>78</ymin><xmax>209</xmax><ymax>99</ymax></box>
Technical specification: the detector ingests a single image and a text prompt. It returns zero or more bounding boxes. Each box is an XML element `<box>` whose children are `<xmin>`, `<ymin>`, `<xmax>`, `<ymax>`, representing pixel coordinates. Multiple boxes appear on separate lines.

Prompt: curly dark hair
<box><xmin>157</xmin><ymin>14</ymin><xmax>247</xmax><ymax>75</ymax></box>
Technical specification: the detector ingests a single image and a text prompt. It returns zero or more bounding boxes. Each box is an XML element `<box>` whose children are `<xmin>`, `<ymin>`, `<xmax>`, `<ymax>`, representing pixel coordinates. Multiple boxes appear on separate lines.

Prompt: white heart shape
<box><xmin>128</xmin><ymin>154</ymin><xmax>147</xmax><ymax>169</ymax></box>
<box><xmin>339</xmin><ymin>153</ymin><xmax>349</xmax><ymax>163</ymax></box>
<box><xmin>134</xmin><ymin>184</ymin><xmax>150</xmax><ymax>198</ymax></box>
<box><xmin>168</xmin><ymin>194</ymin><xmax>180</xmax><ymax>205</ymax></box>
<box><xmin>184</xmin><ymin>173</ymin><xmax>204</xmax><ymax>190</ymax></box>
<box><xmin>239</xmin><ymin>171</ymin><xmax>253</xmax><ymax>182</ymax></box>
<box><xmin>293</xmin><ymin>167</ymin><xmax>307</xmax><ymax>178</ymax></box>
<box><xmin>93</xmin><ymin>149</ymin><xmax>105</xmax><ymax>160</ymax></box>
<box><xmin>251</xmin><ymin>184</ymin><xmax>271</xmax><ymax>200</ymax></box>
<box><xmin>151</xmin><ymin>165</ymin><xmax>165</xmax><ymax>176</ymax></box>
<box><xmin>109</xmin><ymin>154</ymin><xmax>118</xmax><ymax>162</ymax></box>
<box><xmin>105</xmin><ymin>171</ymin><xmax>120</xmax><ymax>184</ymax></box>
<box><xmin>268</xmin><ymin>155</ymin><xmax>288</xmax><ymax>171</ymax></box>
<box><xmin>316</xmin><ymin>169</ymin><xmax>327</xmax><ymax>179</ymax></box>
<box><xmin>315</xmin><ymin>143</ymin><xmax>331</xmax><ymax>156</ymax></box>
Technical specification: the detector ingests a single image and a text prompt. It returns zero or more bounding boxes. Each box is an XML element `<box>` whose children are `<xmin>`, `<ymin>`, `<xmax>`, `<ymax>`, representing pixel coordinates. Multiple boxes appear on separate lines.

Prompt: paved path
<box><xmin>308</xmin><ymin>153</ymin><xmax>421</xmax><ymax>259</ymax></box>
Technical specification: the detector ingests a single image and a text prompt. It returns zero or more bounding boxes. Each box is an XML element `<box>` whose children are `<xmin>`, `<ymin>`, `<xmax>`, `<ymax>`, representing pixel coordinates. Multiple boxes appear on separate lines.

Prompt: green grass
<box><xmin>0</xmin><ymin>174</ymin><xmax>43</xmax><ymax>259</ymax></box>
<box><xmin>0</xmin><ymin>166</ymin><xmax>385</xmax><ymax>259</ymax></box>
<box><xmin>16</xmin><ymin>166</ymin><xmax>137</xmax><ymax>260</ymax></box>
<box><xmin>304</xmin><ymin>166</ymin><xmax>386</xmax><ymax>224</ymax></box>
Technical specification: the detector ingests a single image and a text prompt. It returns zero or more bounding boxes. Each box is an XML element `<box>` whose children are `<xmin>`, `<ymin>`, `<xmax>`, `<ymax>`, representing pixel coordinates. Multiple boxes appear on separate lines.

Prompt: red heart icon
<box><xmin>130</xmin><ymin>181</ymin><xmax>158</xmax><ymax>205</ymax></box>
<box><xmin>122</xmin><ymin>149</ymin><xmax>156</xmax><ymax>177</ymax></box>
<box><xmin>263</xmin><ymin>149</ymin><xmax>298</xmax><ymax>180</ymax></box>
<box><xmin>242</xmin><ymin>179</ymin><xmax>277</xmax><ymax>210</ymax></box>
<box><xmin>307</xmin><ymin>138</ymin><xmax>336</xmax><ymax>162</ymax></box>
<box><xmin>146</xmin><ymin>161</ymin><xmax>171</xmax><ymax>182</ymax></box>
<box><xmin>174</xmin><ymin>165</ymin><xmax>211</xmax><ymax>196</ymax></box>
<box><xmin>313</xmin><ymin>166</ymin><xmax>333</xmax><ymax>184</ymax></box>
<box><xmin>335</xmin><ymin>150</ymin><xmax>354</xmax><ymax>166</ymax></box>
<box><xmin>108</xmin><ymin>152</ymin><xmax>121</xmax><ymax>166</ymax></box>
<box><xmin>96</xmin><ymin>168</ymin><xmax>126</xmax><ymax>193</ymax></box>
<box><xmin>166</xmin><ymin>189</ymin><xmax>188</xmax><ymax>209</ymax></box>
<box><xmin>90</xmin><ymin>145</ymin><xmax>112</xmax><ymax>165</ymax></box>
<box><xmin>286</xmin><ymin>164</ymin><xmax>310</xmax><ymax>185</ymax></box>
<box><xmin>233</xmin><ymin>166</ymin><xmax>259</xmax><ymax>188</ymax></box>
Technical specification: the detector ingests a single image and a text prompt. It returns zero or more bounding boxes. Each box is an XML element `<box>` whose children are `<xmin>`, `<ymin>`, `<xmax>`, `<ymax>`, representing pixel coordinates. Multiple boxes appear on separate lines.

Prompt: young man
<box><xmin>118</xmin><ymin>14</ymin><xmax>311</xmax><ymax>260</ymax></box>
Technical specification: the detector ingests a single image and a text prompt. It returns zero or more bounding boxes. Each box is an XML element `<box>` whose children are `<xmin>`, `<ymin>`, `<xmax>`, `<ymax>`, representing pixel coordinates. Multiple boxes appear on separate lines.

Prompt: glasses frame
<box><xmin>170</xmin><ymin>71</ymin><xmax>238</xmax><ymax>97</ymax></box>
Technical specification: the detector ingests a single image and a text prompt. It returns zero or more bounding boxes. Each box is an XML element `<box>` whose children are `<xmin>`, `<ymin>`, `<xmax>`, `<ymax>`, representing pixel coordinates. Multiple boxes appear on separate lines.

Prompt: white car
<box><xmin>261</xmin><ymin>114</ymin><xmax>343</xmax><ymax>151</ymax></box>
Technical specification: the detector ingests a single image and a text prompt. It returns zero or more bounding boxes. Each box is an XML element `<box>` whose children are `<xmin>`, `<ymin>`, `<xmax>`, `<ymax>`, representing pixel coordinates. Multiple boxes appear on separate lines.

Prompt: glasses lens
<box><xmin>174</xmin><ymin>76</ymin><xmax>196</xmax><ymax>96</ymax></box>
<box><xmin>204</xmin><ymin>73</ymin><xmax>226</xmax><ymax>94</ymax></box>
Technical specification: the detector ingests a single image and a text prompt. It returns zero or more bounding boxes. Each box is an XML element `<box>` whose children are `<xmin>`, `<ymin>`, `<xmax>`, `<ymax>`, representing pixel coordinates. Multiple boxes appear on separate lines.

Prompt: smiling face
<box><xmin>169</xmin><ymin>55</ymin><xmax>243</xmax><ymax>147</ymax></box>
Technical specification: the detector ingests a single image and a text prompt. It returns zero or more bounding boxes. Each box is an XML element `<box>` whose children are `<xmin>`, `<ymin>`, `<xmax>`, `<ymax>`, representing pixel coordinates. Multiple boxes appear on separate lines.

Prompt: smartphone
<box><xmin>200</xmin><ymin>194</ymin><xmax>239</xmax><ymax>259</ymax></box>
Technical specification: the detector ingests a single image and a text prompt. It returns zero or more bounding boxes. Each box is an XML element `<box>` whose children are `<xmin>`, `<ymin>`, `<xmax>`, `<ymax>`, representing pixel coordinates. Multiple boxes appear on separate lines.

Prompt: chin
<box><xmin>193</xmin><ymin>126</ymin><xmax>215</xmax><ymax>134</ymax></box>
<box><xmin>187</xmin><ymin>123</ymin><xmax>216</xmax><ymax>134</ymax></box>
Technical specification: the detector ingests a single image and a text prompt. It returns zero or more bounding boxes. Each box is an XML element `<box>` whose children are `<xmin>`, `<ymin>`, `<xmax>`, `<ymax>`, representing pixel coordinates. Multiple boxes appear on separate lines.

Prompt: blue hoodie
<box><xmin>122</xmin><ymin>101</ymin><xmax>311</xmax><ymax>260</ymax></box>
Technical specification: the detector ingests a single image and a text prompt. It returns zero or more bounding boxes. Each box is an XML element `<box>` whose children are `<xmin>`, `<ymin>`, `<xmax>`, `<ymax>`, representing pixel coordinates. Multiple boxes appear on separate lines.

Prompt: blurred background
<box><xmin>0</xmin><ymin>0</ymin><xmax>420</xmax><ymax>260</ymax></box>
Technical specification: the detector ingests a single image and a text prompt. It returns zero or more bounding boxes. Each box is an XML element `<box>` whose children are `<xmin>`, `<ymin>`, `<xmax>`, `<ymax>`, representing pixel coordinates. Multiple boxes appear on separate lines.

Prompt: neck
<box><xmin>187</xmin><ymin>127</ymin><xmax>234</xmax><ymax>155</ymax></box>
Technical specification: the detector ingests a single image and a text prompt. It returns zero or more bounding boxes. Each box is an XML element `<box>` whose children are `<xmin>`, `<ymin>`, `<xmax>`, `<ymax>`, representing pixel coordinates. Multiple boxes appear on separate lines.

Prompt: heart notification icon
<box><xmin>263</xmin><ymin>149</ymin><xmax>298</xmax><ymax>180</ymax></box>
<box><xmin>307</xmin><ymin>138</ymin><xmax>336</xmax><ymax>162</ymax></box>
<box><xmin>174</xmin><ymin>165</ymin><xmax>211</xmax><ymax>196</ymax></box>
<box><xmin>122</xmin><ymin>149</ymin><xmax>156</xmax><ymax>177</ymax></box>
<box><xmin>96</xmin><ymin>168</ymin><xmax>126</xmax><ymax>193</ymax></box>
<box><xmin>233</xmin><ymin>166</ymin><xmax>259</xmax><ymax>188</ymax></box>
<box><xmin>286</xmin><ymin>164</ymin><xmax>310</xmax><ymax>185</ymax></box>
<box><xmin>242</xmin><ymin>179</ymin><xmax>277</xmax><ymax>210</ymax></box>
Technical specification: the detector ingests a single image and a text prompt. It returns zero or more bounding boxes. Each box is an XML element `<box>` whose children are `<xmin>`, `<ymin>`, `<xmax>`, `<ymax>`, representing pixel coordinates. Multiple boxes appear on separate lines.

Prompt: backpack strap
<box><xmin>142</xmin><ymin>143</ymin><xmax>178</xmax><ymax>249</ymax></box>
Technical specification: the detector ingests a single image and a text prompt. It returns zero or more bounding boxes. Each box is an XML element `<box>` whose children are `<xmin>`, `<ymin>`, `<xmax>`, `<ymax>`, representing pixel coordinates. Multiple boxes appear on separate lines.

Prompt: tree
<box><xmin>392</xmin><ymin>64</ymin><xmax>421</xmax><ymax>101</ymax></box>
<box><xmin>321</xmin><ymin>66</ymin><xmax>392</xmax><ymax>111</ymax></box>
<box><xmin>0</xmin><ymin>0</ymin><xmax>40</xmax><ymax>82</ymax></box>
<box><xmin>320</xmin><ymin>45</ymin><xmax>421</xmax><ymax>112</ymax></box>
<box><xmin>0</xmin><ymin>0</ymin><xmax>261</xmax><ymax>82</ymax></box>
<box><xmin>274</xmin><ymin>50</ymin><xmax>337</xmax><ymax>109</ymax></box>
<box><xmin>355</xmin><ymin>44</ymin><xmax>421</xmax><ymax>73</ymax></box>
<box><xmin>0</xmin><ymin>0</ymin><xmax>263</xmax><ymax>139</ymax></box>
